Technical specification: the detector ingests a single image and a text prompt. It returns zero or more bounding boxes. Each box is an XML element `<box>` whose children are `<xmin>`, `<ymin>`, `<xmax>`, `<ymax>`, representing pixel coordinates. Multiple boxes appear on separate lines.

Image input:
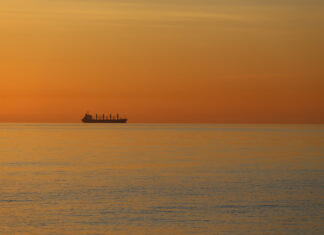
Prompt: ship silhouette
<box><xmin>82</xmin><ymin>113</ymin><xmax>127</xmax><ymax>123</ymax></box>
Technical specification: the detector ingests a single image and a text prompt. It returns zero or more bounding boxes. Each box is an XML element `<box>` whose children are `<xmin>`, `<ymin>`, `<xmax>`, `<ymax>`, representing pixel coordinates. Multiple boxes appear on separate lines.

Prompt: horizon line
<box><xmin>0</xmin><ymin>122</ymin><xmax>324</xmax><ymax>125</ymax></box>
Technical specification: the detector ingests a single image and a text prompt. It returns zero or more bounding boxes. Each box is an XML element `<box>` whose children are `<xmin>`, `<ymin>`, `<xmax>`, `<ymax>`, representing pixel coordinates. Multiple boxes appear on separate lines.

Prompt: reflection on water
<box><xmin>0</xmin><ymin>124</ymin><xmax>323</xmax><ymax>234</ymax></box>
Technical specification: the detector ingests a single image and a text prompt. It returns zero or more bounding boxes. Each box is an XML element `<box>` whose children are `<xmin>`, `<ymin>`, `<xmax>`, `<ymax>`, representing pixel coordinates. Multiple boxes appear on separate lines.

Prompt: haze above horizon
<box><xmin>1</xmin><ymin>0</ymin><xmax>323</xmax><ymax>123</ymax></box>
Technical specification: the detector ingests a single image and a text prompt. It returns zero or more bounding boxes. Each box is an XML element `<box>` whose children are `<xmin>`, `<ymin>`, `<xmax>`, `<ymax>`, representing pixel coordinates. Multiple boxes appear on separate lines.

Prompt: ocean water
<box><xmin>0</xmin><ymin>124</ymin><xmax>323</xmax><ymax>234</ymax></box>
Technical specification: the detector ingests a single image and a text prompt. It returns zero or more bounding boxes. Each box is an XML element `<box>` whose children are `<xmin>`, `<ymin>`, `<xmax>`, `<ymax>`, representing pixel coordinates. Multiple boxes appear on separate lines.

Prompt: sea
<box><xmin>0</xmin><ymin>124</ymin><xmax>323</xmax><ymax>234</ymax></box>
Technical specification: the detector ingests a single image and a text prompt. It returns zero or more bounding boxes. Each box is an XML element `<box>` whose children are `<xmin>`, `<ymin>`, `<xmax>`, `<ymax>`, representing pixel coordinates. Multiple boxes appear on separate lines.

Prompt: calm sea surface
<box><xmin>0</xmin><ymin>124</ymin><xmax>323</xmax><ymax>234</ymax></box>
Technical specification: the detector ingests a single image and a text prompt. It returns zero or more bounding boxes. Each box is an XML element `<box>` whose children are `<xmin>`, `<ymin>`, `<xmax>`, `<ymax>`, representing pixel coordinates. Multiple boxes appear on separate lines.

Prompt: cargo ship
<box><xmin>82</xmin><ymin>113</ymin><xmax>127</xmax><ymax>123</ymax></box>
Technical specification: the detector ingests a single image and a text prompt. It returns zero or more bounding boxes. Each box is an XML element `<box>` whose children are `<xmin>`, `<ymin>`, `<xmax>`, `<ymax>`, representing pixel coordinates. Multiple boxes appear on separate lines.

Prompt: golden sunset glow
<box><xmin>1</xmin><ymin>0</ymin><xmax>323</xmax><ymax>123</ymax></box>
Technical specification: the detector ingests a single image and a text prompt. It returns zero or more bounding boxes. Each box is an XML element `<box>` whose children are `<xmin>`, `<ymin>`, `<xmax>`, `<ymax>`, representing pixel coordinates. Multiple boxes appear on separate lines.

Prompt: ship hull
<box><xmin>82</xmin><ymin>119</ymin><xmax>127</xmax><ymax>123</ymax></box>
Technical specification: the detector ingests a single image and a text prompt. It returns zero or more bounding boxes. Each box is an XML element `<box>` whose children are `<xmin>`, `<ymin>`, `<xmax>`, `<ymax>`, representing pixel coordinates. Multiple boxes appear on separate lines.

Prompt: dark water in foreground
<box><xmin>0</xmin><ymin>124</ymin><xmax>323</xmax><ymax>234</ymax></box>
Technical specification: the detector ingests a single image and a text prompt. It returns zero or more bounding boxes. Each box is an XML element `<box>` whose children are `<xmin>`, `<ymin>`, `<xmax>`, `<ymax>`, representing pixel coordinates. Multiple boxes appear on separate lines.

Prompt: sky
<box><xmin>0</xmin><ymin>0</ymin><xmax>323</xmax><ymax>123</ymax></box>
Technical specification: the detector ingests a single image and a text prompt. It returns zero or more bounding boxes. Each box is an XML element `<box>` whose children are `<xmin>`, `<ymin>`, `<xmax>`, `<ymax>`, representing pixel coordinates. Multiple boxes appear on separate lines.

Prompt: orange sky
<box><xmin>0</xmin><ymin>0</ymin><xmax>323</xmax><ymax>123</ymax></box>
